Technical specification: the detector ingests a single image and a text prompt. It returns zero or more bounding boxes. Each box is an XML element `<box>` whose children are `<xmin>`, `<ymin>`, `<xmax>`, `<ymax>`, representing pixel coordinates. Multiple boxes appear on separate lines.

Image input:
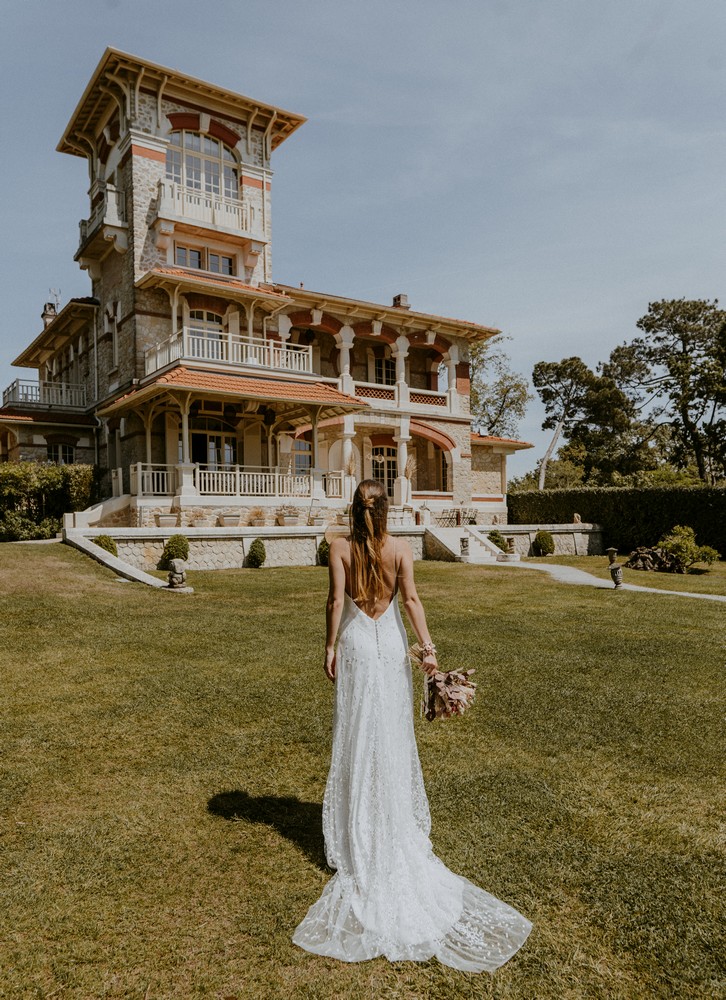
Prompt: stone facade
<box><xmin>0</xmin><ymin>49</ymin><xmax>532</xmax><ymax>527</ymax></box>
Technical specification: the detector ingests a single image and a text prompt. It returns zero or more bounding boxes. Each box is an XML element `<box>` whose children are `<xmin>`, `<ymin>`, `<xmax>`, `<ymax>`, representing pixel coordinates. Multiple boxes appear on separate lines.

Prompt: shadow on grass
<box><xmin>207</xmin><ymin>790</ymin><xmax>327</xmax><ymax>870</ymax></box>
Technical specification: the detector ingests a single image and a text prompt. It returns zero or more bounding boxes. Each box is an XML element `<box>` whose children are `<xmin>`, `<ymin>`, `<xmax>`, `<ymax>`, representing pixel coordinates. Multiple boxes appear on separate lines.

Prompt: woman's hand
<box><xmin>422</xmin><ymin>653</ymin><xmax>438</xmax><ymax>678</ymax></box>
<box><xmin>324</xmin><ymin>647</ymin><xmax>336</xmax><ymax>682</ymax></box>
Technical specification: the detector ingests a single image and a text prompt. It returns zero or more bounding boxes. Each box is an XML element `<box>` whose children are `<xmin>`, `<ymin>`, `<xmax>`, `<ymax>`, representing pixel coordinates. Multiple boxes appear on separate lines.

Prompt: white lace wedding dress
<box><xmin>293</xmin><ymin>593</ymin><xmax>532</xmax><ymax>971</ymax></box>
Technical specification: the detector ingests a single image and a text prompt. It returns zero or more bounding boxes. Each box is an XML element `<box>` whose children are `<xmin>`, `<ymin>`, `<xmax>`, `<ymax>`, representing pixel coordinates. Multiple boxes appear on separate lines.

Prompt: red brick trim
<box><xmin>287</xmin><ymin>310</ymin><xmax>343</xmax><ymax>335</ymax></box>
<box><xmin>167</xmin><ymin>112</ymin><xmax>200</xmax><ymax>132</ymax></box>
<box><xmin>369</xmin><ymin>433</ymin><xmax>395</xmax><ymax>448</ymax></box>
<box><xmin>131</xmin><ymin>144</ymin><xmax>166</xmax><ymax>163</ymax></box>
<box><xmin>209</xmin><ymin>119</ymin><xmax>241</xmax><ymax>147</ymax></box>
<box><xmin>455</xmin><ymin>362</ymin><xmax>470</xmax><ymax>393</ymax></box>
<box><xmin>472</xmin><ymin>496</ymin><xmax>505</xmax><ymax>502</ymax></box>
<box><xmin>409</xmin><ymin>420</ymin><xmax>457</xmax><ymax>453</ymax></box>
<box><xmin>241</xmin><ymin>175</ymin><xmax>271</xmax><ymax>191</ymax></box>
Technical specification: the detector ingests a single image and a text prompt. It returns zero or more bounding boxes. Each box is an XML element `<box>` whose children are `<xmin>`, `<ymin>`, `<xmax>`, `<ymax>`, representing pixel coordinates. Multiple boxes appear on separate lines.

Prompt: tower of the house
<box><xmin>57</xmin><ymin>48</ymin><xmax>305</xmax><ymax>403</ymax></box>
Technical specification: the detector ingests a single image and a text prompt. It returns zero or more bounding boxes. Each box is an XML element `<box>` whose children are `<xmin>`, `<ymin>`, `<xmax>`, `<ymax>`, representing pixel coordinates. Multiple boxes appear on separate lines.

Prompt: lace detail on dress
<box><xmin>292</xmin><ymin>594</ymin><xmax>532</xmax><ymax>971</ymax></box>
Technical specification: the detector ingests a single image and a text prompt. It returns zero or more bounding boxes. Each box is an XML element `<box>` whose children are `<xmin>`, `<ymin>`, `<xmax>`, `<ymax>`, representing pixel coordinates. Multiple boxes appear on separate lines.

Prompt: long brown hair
<box><xmin>349</xmin><ymin>479</ymin><xmax>389</xmax><ymax>602</ymax></box>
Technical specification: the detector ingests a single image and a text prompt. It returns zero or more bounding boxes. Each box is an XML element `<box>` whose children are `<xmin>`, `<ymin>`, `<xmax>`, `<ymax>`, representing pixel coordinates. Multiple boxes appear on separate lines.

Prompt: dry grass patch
<box><xmin>0</xmin><ymin>544</ymin><xmax>723</xmax><ymax>999</ymax></box>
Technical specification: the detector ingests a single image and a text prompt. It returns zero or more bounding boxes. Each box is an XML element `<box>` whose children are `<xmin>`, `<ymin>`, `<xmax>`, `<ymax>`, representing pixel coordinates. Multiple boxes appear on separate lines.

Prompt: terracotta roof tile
<box><xmin>145</xmin><ymin>267</ymin><xmax>289</xmax><ymax>298</ymax></box>
<box><xmin>0</xmin><ymin>408</ymin><xmax>95</xmax><ymax>426</ymax></box>
<box><xmin>108</xmin><ymin>367</ymin><xmax>368</xmax><ymax>410</ymax></box>
<box><xmin>471</xmin><ymin>432</ymin><xmax>533</xmax><ymax>448</ymax></box>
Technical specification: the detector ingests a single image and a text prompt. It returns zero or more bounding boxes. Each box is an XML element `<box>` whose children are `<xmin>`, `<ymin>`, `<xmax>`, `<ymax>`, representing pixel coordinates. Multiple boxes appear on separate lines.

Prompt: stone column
<box><xmin>335</xmin><ymin>325</ymin><xmax>355</xmax><ymax>395</ymax></box>
<box><xmin>340</xmin><ymin>414</ymin><xmax>356</xmax><ymax>501</ymax></box>
<box><xmin>393</xmin><ymin>334</ymin><xmax>409</xmax><ymax>406</ymax></box>
<box><xmin>393</xmin><ymin>416</ymin><xmax>411</xmax><ymax>505</ymax></box>
<box><xmin>445</xmin><ymin>344</ymin><xmax>461</xmax><ymax>413</ymax></box>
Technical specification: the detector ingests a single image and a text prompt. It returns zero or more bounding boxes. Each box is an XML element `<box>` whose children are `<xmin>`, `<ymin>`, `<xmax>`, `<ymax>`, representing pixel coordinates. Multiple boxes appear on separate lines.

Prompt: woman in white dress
<box><xmin>293</xmin><ymin>479</ymin><xmax>532</xmax><ymax>972</ymax></box>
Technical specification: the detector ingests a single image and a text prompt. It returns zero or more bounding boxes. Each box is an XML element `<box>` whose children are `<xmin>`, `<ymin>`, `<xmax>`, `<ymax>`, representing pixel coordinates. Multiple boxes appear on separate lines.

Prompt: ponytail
<box><xmin>349</xmin><ymin>480</ymin><xmax>388</xmax><ymax>602</ymax></box>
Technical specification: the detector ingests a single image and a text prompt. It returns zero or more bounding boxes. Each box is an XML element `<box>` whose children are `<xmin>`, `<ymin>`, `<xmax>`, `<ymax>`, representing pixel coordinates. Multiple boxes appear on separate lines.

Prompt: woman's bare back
<box><xmin>340</xmin><ymin>534</ymin><xmax>399</xmax><ymax>620</ymax></box>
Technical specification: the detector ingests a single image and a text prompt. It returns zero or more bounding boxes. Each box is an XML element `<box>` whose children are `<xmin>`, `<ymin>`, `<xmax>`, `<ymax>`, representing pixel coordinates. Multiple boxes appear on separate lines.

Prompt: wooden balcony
<box><xmin>2</xmin><ymin>379</ymin><xmax>87</xmax><ymax>409</ymax></box>
<box><xmin>144</xmin><ymin>329</ymin><xmax>313</xmax><ymax>377</ymax></box>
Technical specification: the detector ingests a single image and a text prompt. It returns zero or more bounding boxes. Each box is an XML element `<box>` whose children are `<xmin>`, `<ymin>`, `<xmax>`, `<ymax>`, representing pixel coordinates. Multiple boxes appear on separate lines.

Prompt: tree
<box><xmin>469</xmin><ymin>337</ymin><xmax>532</xmax><ymax>439</ymax></box>
<box><xmin>531</xmin><ymin>357</ymin><xmax>596</xmax><ymax>488</ymax></box>
<box><xmin>604</xmin><ymin>299</ymin><xmax>726</xmax><ymax>483</ymax></box>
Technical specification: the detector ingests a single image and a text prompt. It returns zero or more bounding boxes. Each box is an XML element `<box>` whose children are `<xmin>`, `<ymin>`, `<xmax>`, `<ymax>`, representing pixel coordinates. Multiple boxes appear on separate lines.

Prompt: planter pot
<box><xmin>156</xmin><ymin>514</ymin><xmax>178</xmax><ymax>528</ymax></box>
<box><xmin>336</xmin><ymin>514</ymin><xmax>349</xmax><ymax>525</ymax></box>
<box><xmin>276</xmin><ymin>515</ymin><xmax>300</xmax><ymax>526</ymax></box>
<box><xmin>309</xmin><ymin>517</ymin><xmax>325</xmax><ymax>526</ymax></box>
<box><xmin>249</xmin><ymin>518</ymin><xmax>266</xmax><ymax>527</ymax></box>
<box><xmin>218</xmin><ymin>515</ymin><xmax>241</xmax><ymax>527</ymax></box>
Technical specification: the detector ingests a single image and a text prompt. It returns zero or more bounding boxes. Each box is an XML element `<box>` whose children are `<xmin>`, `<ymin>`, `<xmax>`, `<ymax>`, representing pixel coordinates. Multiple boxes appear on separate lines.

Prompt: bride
<box><xmin>293</xmin><ymin>479</ymin><xmax>532</xmax><ymax>972</ymax></box>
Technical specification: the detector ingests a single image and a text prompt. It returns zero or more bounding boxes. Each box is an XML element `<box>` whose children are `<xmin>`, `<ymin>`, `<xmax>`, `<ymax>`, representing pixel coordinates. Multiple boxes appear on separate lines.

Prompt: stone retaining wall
<box><xmin>80</xmin><ymin>527</ymin><xmax>425</xmax><ymax>572</ymax></box>
<box><xmin>491</xmin><ymin>523</ymin><xmax>603</xmax><ymax>556</ymax></box>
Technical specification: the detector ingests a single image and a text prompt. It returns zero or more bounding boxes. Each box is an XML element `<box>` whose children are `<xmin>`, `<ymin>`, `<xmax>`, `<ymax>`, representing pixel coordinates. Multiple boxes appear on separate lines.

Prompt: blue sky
<box><xmin>1</xmin><ymin>0</ymin><xmax>724</xmax><ymax>474</ymax></box>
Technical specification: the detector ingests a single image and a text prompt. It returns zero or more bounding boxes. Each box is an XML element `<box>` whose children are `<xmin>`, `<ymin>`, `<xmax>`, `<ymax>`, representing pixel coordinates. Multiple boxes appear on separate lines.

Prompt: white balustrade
<box><xmin>144</xmin><ymin>330</ymin><xmax>312</xmax><ymax>376</ymax></box>
<box><xmin>130</xmin><ymin>463</ymin><xmax>175</xmax><ymax>497</ymax></box>
<box><xmin>324</xmin><ymin>472</ymin><xmax>344</xmax><ymax>498</ymax></box>
<box><xmin>2</xmin><ymin>379</ymin><xmax>86</xmax><ymax>408</ymax></box>
<box><xmin>157</xmin><ymin>179</ymin><xmax>251</xmax><ymax>233</ymax></box>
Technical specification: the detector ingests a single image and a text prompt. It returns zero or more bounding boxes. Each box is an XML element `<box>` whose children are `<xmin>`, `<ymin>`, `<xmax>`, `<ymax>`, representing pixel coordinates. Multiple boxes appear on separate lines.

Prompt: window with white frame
<box><xmin>374</xmin><ymin>355</ymin><xmax>396</xmax><ymax>386</ymax></box>
<box><xmin>47</xmin><ymin>443</ymin><xmax>74</xmax><ymax>465</ymax></box>
<box><xmin>175</xmin><ymin>244</ymin><xmax>235</xmax><ymax>276</ymax></box>
<box><xmin>292</xmin><ymin>437</ymin><xmax>312</xmax><ymax>475</ymax></box>
<box><xmin>166</xmin><ymin>131</ymin><xmax>239</xmax><ymax>201</ymax></box>
<box><xmin>188</xmin><ymin>310</ymin><xmax>225</xmax><ymax>361</ymax></box>
<box><xmin>371</xmin><ymin>446</ymin><xmax>397</xmax><ymax>496</ymax></box>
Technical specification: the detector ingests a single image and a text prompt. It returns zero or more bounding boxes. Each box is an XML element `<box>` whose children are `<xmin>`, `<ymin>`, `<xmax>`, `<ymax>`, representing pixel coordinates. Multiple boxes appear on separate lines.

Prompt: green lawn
<box><xmin>1</xmin><ymin>544</ymin><xmax>723</xmax><ymax>999</ymax></box>
<box><xmin>531</xmin><ymin>554</ymin><xmax>726</xmax><ymax>596</ymax></box>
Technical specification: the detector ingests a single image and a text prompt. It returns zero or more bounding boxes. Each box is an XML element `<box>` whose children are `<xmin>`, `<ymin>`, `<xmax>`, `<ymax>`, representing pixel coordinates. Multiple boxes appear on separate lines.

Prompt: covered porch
<box><xmin>97</xmin><ymin>366</ymin><xmax>366</xmax><ymax>504</ymax></box>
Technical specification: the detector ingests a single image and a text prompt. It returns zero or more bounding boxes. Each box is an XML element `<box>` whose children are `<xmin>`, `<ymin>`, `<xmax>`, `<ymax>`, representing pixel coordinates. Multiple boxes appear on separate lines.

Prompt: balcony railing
<box><xmin>79</xmin><ymin>184</ymin><xmax>126</xmax><ymax>246</ymax></box>
<box><xmin>354</xmin><ymin>381</ymin><xmax>448</xmax><ymax>409</ymax></box>
<box><xmin>157</xmin><ymin>179</ymin><xmax>254</xmax><ymax>235</ymax></box>
<box><xmin>2</xmin><ymin>379</ymin><xmax>87</xmax><ymax>409</ymax></box>
<box><xmin>128</xmin><ymin>463</ymin><xmax>345</xmax><ymax>499</ymax></box>
<box><xmin>144</xmin><ymin>329</ymin><xmax>313</xmax><ymax>376</ymax></box>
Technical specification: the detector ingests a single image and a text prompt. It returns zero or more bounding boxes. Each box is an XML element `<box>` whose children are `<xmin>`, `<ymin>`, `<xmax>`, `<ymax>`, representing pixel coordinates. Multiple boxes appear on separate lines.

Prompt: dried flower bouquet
<box><xmin>408</xmin><ymin>643</ymin><xmax>476</xmax><ymax>721</ymax></box>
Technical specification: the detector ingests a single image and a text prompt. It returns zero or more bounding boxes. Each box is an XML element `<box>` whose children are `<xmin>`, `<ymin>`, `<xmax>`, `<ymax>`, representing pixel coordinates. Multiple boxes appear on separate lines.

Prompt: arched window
<box><xmin>166</xmin><ymin>131</ymin><xmax>239</xmax><ymax>201</ymax></box>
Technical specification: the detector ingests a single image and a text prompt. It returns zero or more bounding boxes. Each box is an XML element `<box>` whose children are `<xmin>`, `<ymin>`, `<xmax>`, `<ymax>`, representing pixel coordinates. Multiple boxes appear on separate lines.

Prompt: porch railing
<box><xmin>2</xmin><ymin>379</ymin><xmax>87</xmax><ymax>409</ymax></box>
<box><xmin>127</xmin><ymin>464</ymin><xmax>345</xmax><ymax>499</ymax></box>
<box><xmin>144</xmin><ymin>330</ymin><xmax>313</xmax><ymax>376</ymax></box>
<box><xmin>130</xmin><ymin>463</ymin><xmax>176</xmax><ymax>497</ymax></box>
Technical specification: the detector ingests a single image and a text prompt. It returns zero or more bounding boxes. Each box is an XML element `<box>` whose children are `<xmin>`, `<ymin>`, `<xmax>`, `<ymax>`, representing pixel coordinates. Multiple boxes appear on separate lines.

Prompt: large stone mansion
<box><xmin>0</xmin><ymin>48</ymin><xmax>530</xmax><ymax>527</ymax></box>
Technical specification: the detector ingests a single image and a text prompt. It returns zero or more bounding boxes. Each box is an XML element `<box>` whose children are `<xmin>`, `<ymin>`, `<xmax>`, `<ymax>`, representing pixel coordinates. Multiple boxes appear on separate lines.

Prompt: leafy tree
<box><xmin>470</xmin><ymin>337</ymin><xmax>532</xmax><ymax>439</ymax></box>
<box><xmin>604</xmin><ymin>299</ymin><xmax>726</xmax><ymax>483</ymax></box>
<box><xmin>531</xmin><ymin>357</ymin><xmax>596</xmax><ymax>488</ymax></box>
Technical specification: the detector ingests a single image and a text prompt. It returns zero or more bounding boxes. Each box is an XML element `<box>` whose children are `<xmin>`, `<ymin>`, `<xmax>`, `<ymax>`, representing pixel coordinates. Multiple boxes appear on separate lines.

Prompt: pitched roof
<box><xmin>470</xmin><ymin>432</ymin><xmax>533</xmax><ymax>450</ymax></box>
<box><xmin>137</xmin><ymin>267</ymin><xmax>289</xmax><ymax>301</ymax></box>
<box><xmin>97</xmin><ymin>366</ymin><xmax>368</xmax><ymax>418</ymax></box>
<box><xmin>0</xmin><ymin>408</ymin><xmax>96</xmax><ymax>426</ymax></box>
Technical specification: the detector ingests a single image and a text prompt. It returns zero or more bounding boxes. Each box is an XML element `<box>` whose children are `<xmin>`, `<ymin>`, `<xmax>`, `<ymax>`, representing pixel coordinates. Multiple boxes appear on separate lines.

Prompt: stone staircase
<box><xmin>424</xmin><ymin>526</ymin><xmax>512</xmax><ymax>563</ymax></box>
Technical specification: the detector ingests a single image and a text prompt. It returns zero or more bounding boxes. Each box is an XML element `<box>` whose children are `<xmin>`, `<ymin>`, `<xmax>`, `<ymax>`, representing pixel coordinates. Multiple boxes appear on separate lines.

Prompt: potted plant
<box><xmin>218</xmin><ymin>512</ymin><xmax>241</xmax><ymax>527</ymax></box>
<box><xmin>248</xmin><ymin>506</ymin><xmax>266</xmax><ymax>527</ymax></box>
<box><xmin>276</xmin><ymin>504</ymin><xmax>300</xmax><ymax>526</ymax></box>
<box><xmin>156</xmin><ymin>512</ymin><xmax>178</xmax><ymax>528</ymax></box>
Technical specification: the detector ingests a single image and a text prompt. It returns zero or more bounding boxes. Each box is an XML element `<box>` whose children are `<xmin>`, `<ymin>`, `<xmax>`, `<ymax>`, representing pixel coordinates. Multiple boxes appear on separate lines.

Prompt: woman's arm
<box><xmin>324</xmin><ymin>536</ymin><xmax>347</xmax><ymax>682</ymax></box>
<box><xmin>397</xmin><ymin>540</ymin><xmax>438</xmax><ymax>676</ymax></box>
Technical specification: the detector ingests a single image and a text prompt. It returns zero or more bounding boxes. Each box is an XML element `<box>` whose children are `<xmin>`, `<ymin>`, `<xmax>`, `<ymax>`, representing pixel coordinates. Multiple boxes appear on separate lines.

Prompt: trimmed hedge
<box><xmin>94</xmin><ymin>534</ymin><xmax>118</xmax><ymax>557</ymax></box>
<box><xmin>247</xmin><ymin>538</ymin><xmax>266</xmax><ymax>569</ymax></box>
<box><xmin>508</xmin><ymin>487</ymin><xmax>726</xmax><ymax>555</ymax></box>
<box><xmin>160</xmin><ymin>535</ymin><xmax>189</xmax><ymax>569</ymax></box>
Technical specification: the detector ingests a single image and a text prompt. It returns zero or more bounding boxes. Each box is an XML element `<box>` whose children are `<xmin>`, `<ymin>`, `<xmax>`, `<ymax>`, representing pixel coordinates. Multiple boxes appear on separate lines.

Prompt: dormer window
<box><xmin>175</xmin><ymin>244</ymin><xmax>235</xmax><ymax>276</ymax></box>
<box><xmin>166</xmin><ymin>131</ymin><xmax>239</xmax><ymax>202</ymax></box>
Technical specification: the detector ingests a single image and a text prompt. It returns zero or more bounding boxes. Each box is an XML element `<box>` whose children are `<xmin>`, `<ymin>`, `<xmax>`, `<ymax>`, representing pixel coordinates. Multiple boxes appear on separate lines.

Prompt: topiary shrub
<box><xmin>487</xmin><ymin>530</ymin><xmax>507</xmax><ymax>551</ymax></box>
<box><xmin>94</xmin><ymin>534</ymin><xmax>118</xmax><ymax>557</ymax></box>
<box><xmin>160</xmin><ymin>534</ymin><xmax>189</xmax><ymax>569</ymax></box>
<box><xmin>247</xmin><ymin>537</ymin><xmax>266</xmax><ymax>568</ymax></box>
<box><xmin>532</xmin><ymin>529</ymin><xmax>555</xmax><ymax>556</ymax></box>
<box><xmin>317</xmin><ymin>539</ymin><xmax>330</xmax><ymax>566</ymax></box>
<box><xmin>657</xmin><ymin>525</ymin><xmax>720</xmax><ymax>573</ymax></box>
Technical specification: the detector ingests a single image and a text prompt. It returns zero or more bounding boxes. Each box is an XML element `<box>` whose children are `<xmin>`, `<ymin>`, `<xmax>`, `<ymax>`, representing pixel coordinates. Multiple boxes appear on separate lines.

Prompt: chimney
<box><xmin>392</xmin><ymin>293</ymin><xmax>410</xmax><ymax>309</ymax></box>
<box><xmin>42</xmin><ymin>302</ymin><xmax>57</xmax><ymax>328</ymax></box>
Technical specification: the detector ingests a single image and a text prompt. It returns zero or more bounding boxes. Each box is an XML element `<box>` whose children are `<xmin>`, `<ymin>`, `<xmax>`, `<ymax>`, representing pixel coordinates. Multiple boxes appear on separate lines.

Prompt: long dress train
<box><xmin>293</xmin><ymin>593</ymin><xmax>532</xmax><ymax>972</ymax></box>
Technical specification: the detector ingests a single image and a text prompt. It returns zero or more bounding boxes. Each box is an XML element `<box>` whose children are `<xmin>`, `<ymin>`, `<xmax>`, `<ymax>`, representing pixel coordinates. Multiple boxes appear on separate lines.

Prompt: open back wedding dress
<box><xmin>293</xmin><ymin>590</ymin><xmax>532</xmax><ymax>972</ymax></box>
